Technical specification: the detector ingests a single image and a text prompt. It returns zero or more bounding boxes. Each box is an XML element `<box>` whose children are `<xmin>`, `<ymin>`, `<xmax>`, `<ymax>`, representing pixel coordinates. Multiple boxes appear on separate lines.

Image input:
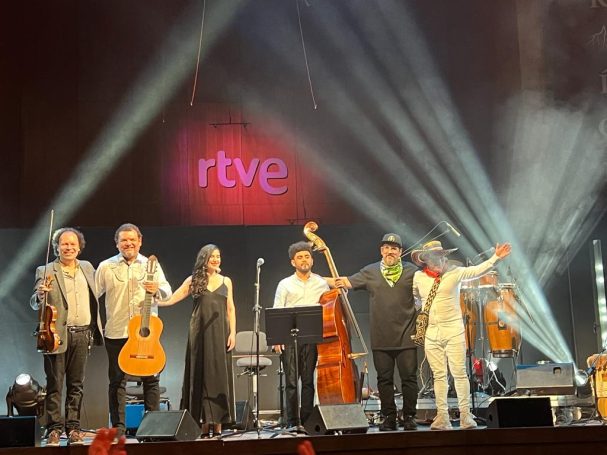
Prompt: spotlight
<box><xmin>5</xmin><ymin>374</ymin><xmax>46</xmax><ymax>417</ymax></box>
<box><xmin>574</xmin><ymin>369</ymin><xmax>590</xmax><ymax>387</ymax></box>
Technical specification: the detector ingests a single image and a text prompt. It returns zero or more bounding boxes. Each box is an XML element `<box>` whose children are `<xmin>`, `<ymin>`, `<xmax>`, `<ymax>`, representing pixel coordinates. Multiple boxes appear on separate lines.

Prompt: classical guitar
<box><xmin>118</xmin><ymin>255</ymin><xmax>166</xmax><ymax>376</ymax></box>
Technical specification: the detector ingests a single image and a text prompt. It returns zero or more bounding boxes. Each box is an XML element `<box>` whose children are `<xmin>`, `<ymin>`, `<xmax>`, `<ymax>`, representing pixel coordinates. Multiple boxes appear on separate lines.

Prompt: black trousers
<box><xmin>283</xmin><ymin>343</ymin><xmax>317</xmax><ymax>426</ymax></box>
<box><xmin>44</xmin><ymin>329</ymin><xmax>91</xmax><ymax>433</ymax></box>
<box><xmin>105</xmin><ymin>337</ymin><xmax>160</xmax><ymax>431</ymax></box>
<box><xmin>372</xmin><ymin>348</ymin><xmax>418</xmax><ymax>420</ymax></box>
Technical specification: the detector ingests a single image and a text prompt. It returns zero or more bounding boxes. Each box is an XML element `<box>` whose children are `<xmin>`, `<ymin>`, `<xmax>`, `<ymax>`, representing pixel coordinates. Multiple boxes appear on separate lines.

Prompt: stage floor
<box><xmin>6</xmin><ymin>425</ymin><xmax>607</xmax><ymax>455</ymax></box>
<box><xmin>4</xmin><ymin>417</ymin><xmax>607</xmax><ymax>455</ymax></box>
<box><xmin>3</xmin><ymin>393</ymin><xmax>603</xmax><ymax>454</ymax></box>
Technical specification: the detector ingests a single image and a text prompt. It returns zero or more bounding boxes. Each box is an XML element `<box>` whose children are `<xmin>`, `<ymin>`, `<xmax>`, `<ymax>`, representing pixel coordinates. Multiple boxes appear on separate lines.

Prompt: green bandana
<box><xmin>381</xmin><ymin>258</ymin><xmax>403</xmax><ymax>287</ymax></box>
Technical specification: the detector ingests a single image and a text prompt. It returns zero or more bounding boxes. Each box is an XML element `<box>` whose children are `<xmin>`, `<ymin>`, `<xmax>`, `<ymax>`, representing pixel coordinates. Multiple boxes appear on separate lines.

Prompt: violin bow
<box><xmin>41</xmin><ymin>209</ymin><xmax>55</xmax><ymax>288</ymax></box>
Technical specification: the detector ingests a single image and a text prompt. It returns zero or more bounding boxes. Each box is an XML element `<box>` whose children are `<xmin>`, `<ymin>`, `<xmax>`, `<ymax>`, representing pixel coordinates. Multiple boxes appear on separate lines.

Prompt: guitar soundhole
<box><xmin>139</xmin><ymin>327</ymin><xmax>150</xmax><ymax>338</ymax></box>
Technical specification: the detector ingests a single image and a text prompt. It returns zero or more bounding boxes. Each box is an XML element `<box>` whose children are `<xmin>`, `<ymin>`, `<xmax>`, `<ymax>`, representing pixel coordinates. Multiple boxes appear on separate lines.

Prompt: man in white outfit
<box><xmin>411</xmin><ymin>240</ymin><xmax>511</xmax><ymax>430</ymax></box>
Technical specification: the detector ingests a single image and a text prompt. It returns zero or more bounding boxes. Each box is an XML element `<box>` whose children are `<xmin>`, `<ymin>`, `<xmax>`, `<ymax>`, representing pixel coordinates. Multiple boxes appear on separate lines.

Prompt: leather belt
<box><xmin>67</xmin><ymin>326</ymin><xmax>90</xmax><ymax>333</ymax></box>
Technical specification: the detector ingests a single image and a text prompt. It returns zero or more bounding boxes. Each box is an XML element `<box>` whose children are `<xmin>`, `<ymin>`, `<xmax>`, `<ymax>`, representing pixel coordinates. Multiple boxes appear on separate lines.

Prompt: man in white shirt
<box><xmin>95</xmin><ymin>223</ymin><xmax>172</xmax><ymax>436</ymax></box>
<box><xmin>273</xmin><ymin>241</ymin><xmax>329</xmax><ymax>428</ymax></box>
<box><xmin>411</xmin><ymin>240</ymin><xmax>511</xmax><ymax>430</ymax></box>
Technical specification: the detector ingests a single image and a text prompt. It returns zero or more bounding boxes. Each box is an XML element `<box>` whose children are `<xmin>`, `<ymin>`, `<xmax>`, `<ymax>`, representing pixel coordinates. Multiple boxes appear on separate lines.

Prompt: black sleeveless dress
<box><xmin>180</xmin><ymin>280</ymin><xmax>234</xmax><ymax>425</ymax></box>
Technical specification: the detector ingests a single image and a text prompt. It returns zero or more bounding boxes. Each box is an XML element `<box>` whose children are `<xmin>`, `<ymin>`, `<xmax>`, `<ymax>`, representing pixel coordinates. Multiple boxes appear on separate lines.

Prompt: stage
<box><xmin>2</xmin><ymin>423</ymin><xmax>607</xmax><ymax>455</ymax></box>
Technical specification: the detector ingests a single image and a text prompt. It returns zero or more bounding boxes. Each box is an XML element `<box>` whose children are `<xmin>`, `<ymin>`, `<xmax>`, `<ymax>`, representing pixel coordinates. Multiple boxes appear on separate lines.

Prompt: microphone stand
<box><xmin>277</xmin><ymin>353</ymin><xmax>286</xmax><ymax>428</ymax></box>
<box><xmin>224</xmin><ymin>259</ymin><xmax>291</xmax><ymax>440</ymax></box>
<box><xmin>402</xmin><ymin>229</ymin><xmax>451</xmax><ymax>257</ymax></box>
<box><xmin>253</xmin><ymin>261</ymin><xmax>262</xmax><ymax>438</ymax></box>
<box><xmin>463</xmin><ymin>298</ymin><xmax>478</xmax><ymax>418</ymax></box>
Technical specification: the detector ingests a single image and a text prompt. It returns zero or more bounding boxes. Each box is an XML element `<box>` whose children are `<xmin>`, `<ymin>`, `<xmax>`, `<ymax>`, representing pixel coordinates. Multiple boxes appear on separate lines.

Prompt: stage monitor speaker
<box><xmin>233</xmin><ymin>400</ymin><xmax>254</xmax><ymax>430</ymax></box>
<box><xmin>135</xmin><ymin>410</ymin><xmax>200</xmax><ymax>442</ymax></box>
<box><xmin>304</xmin><ymin>404</ymin><xmax>369</xmax><ymax>435</ymax></box>
<box><xmin>516</xmin><ymin>363</ymin><xmax>575</xmax><ymax>395</ymax></box>
<box><xmin>486</xmin><ymin>397</ymin><xmax>553</xmax><ymax>428</ymax></box>
<box><xmin>0</xmin><ymin>416</ymin><xmax>40</xmax><ymax>448</ymax></box>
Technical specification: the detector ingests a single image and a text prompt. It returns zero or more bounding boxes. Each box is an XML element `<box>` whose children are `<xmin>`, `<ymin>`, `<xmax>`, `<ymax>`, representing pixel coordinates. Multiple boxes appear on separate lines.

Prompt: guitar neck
<box><xmin>140</xmin><ymin>271</ymin><xmax>155</xmax><ymax>328</ymax></box>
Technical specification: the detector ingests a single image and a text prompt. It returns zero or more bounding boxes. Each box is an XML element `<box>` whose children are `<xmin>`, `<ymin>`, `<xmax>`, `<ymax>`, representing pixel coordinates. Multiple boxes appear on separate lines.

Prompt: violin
<box><xmin>36</xmin><ymin>275</ymin><xmax>61</xmax><ymax>353</ymax></box>
<box><xmin>34</xmin><ymin>209</ymin><xmax>61</xmax><ymax>353</ymax></box>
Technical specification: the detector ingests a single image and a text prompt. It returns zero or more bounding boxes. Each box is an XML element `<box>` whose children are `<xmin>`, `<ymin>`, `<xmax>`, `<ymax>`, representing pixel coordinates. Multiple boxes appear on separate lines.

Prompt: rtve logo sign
<box><xmin>198</xmin><ymin>151</ymin><xmax>288</xmax><ymax>195</ymax></box>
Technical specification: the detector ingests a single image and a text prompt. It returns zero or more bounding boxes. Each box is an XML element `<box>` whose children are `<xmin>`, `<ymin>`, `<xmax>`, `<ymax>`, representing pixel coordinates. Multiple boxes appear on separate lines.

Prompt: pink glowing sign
<box><xmin>198</xmin><ymin>151</ymin><xmax>288</xmax><ymax>195</ymax></box>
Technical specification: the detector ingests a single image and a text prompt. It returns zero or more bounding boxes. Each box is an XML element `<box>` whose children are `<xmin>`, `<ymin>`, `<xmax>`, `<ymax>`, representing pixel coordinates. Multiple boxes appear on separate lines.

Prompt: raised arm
<box><xmin>459</xmin><ymin>243</ymin><xmax>512</xmax><ymax>281</ymax></box>
<box><xmin>157</xmin><ymin>276</ymin><xmax>192</xmax><ymax>307</ymax></box>
<box><xmin>495</xmin><ymin>243</ymin><xmax>512</xmax><ymax>259</ymax></box>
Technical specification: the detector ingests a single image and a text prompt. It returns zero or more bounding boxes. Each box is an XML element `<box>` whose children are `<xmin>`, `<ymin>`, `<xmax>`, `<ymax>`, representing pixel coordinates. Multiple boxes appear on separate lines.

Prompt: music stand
<box><xmin>265</xmin><ymin>306</ymin><xmax>323</xmax><ymax>433</ymax></box>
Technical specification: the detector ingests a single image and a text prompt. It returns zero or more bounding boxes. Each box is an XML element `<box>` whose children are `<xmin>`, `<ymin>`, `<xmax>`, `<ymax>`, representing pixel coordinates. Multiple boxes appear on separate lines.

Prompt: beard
<box><xmin>383</xmin><ymin>255</ymin><xmax>399</xmax><ymax>266</ymax></box>
<box><xmin>121</xmin><ymin>250</ymin><xmax>137</xmax><ymax>260</ymax></box>
<box><xmin>296</xmin><ymin>264</ymin><xmax>311</xmax><ymax>274</ymax></box>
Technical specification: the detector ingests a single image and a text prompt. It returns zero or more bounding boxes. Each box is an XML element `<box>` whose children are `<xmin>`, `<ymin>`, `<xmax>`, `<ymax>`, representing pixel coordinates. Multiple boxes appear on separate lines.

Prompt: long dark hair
<box><xmin>190</xmin><ymin>244</ymin><xmax>219</xmax><ymax>298</ymax></box>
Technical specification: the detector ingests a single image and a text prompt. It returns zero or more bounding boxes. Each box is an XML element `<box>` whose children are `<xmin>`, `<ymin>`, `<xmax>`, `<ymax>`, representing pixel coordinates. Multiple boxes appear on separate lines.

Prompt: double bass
<box><xmin>303</xmin><ymin>221</ymin><xmax>368</xmax><ymax>404</ymax></box>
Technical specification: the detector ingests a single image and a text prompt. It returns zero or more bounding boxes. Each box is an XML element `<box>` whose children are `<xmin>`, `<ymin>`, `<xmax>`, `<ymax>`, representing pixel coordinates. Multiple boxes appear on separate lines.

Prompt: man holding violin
<box><xmin>30</xmin><ymin>227</ymin><xmax>104</xmax><ymax>446</ymax></box>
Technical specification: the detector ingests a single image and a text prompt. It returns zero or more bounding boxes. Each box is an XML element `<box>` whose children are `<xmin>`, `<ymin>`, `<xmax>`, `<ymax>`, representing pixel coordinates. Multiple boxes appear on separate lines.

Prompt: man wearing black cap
<box><xmin>334</xmin><ymin>233</ymin><xmax>419</xmax><ymax>431</ymax></box>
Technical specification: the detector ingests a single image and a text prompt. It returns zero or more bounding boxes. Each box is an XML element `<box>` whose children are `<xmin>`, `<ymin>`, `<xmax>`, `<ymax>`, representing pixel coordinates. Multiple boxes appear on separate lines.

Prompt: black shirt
<box><xmin>348</xmin><ymin>261</ymin><xmax>418</xmax><ymax>350</ymax></box>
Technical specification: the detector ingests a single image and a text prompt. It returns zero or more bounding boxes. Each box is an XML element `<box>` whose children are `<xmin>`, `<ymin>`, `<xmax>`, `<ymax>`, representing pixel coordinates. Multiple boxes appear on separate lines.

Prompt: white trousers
<box><xmin>425</xmin><ymin>326</ymin><xmax>470</xmax><ymax>415</ymax></box>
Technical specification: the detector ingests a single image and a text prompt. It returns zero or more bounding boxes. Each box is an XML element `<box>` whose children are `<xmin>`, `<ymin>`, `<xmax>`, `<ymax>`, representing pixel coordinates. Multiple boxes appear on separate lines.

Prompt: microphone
<box><xmin>445</xmin><ymin>222</ymin><xmax>461</xmax><ymax>237</ymax></box>
<box><xmin>256</xmin><ymin>257</ymin><xmax>265</xmax><ymax>267</ymax></box>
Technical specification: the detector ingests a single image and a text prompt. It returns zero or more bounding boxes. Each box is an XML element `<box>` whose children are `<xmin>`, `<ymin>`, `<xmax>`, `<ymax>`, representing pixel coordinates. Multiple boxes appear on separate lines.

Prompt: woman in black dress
<box><xmin>160</xmin><ymin>244</ymin><xmax>236</xmax><ymax>437</ymax></box>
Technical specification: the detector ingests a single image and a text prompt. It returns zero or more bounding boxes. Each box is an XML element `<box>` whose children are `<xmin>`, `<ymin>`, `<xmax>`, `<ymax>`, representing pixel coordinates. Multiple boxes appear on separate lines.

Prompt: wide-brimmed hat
<box><xmin>380</xmin><ymin>233</ymin><xmax>402</xmax><ymax>248</ymax></box>
<box><xmin>411</xmin><ymin>240</ymin><xmax>458</xmax><ymax>266</ymax></box>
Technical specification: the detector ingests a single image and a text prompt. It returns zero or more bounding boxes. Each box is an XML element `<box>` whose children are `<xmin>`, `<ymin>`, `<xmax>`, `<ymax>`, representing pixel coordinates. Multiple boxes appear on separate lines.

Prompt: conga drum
<box><xmin>484</xmin><ymin>284</ymin><xmax>521</xmax><ymax>358</ymax></box>
<box><xmin>587</xmin><ymin>354</ymin><xmax>607</xmax><ymax>418</ymax></box>
<box><xmin>478</xmin><ymin>271</ymin><xmax>498</xmax><ymax>288</ymax></box>
<box><xmin>459</xmin><ymin>289</ymin><xmax>479</xmax><ymax>355</ymax></box>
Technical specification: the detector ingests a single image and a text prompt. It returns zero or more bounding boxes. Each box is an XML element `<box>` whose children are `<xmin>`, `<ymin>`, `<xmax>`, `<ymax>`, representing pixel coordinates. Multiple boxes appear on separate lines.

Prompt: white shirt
<box><xmin>95</xmin><ymin>253</ymin><xmax>172</xmax><ymax>339</ymax></box>
<box><xmin>62</xmin><ymin>264</ymin><xmax>92</xmax><ymax>327</ymax></box>
<box><xmin>273</xmin><ymin>272</ymin><xmax>329</xmax><ymax>308</ymax></box>
<box><xmin>412</xmin><ymin>255</ymin><xmax>499</xmax><ymax>339</ymax></box>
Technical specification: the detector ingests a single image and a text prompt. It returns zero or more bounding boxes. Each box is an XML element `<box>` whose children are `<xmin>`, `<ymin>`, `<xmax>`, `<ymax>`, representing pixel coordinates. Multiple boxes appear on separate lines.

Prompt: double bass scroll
<box><xmin>303</xmin><ymin>221</ymin><xmax>367</xmax><ymax>405</ymax></box>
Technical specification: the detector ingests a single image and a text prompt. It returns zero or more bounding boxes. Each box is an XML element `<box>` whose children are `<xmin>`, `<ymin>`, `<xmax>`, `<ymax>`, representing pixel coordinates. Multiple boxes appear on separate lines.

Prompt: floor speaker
<box><xmin>486</xmin><ymin>397</ymin><xmax>553</xmax><ymax>428</ymax></box>
<box><xmin>135</xmin><ymin>410</ymin><xmax>201</xmax><ymax>442</ymax></box>
<box><xmin>304</xmin><ymin>404</ymin><xmax>369</xmax><ymax>435</ymax></box>
<box><xmin>516</xmin><ymin>363</ymin><xmax>575</xmax><ymax>395</ymax></box>
<box><xmin>0</xmin><ymin>416</ymin><xmax>40</xmax><ymax>448</ymax></box>
<box><xmin>233</xmin><ymin>400</ymin><xmax>254</xmax><ymax>430</ymax></box>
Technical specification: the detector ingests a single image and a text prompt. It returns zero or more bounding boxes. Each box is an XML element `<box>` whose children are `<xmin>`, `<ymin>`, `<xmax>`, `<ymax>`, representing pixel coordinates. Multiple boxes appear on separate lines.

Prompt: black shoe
<box><xmin>112</xmin><ymin>427</ymin><xmax>125</xmax><ymax>442</ymax></box>
<box><xmin>379</xmin><ymin>417</ymin><xmax>397</xmax><ymax>431</ymax></box>
<box><xmin>402</xmin><ymin>415</ymin><xmax>417</xmax><ymax>431</ymax></box>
